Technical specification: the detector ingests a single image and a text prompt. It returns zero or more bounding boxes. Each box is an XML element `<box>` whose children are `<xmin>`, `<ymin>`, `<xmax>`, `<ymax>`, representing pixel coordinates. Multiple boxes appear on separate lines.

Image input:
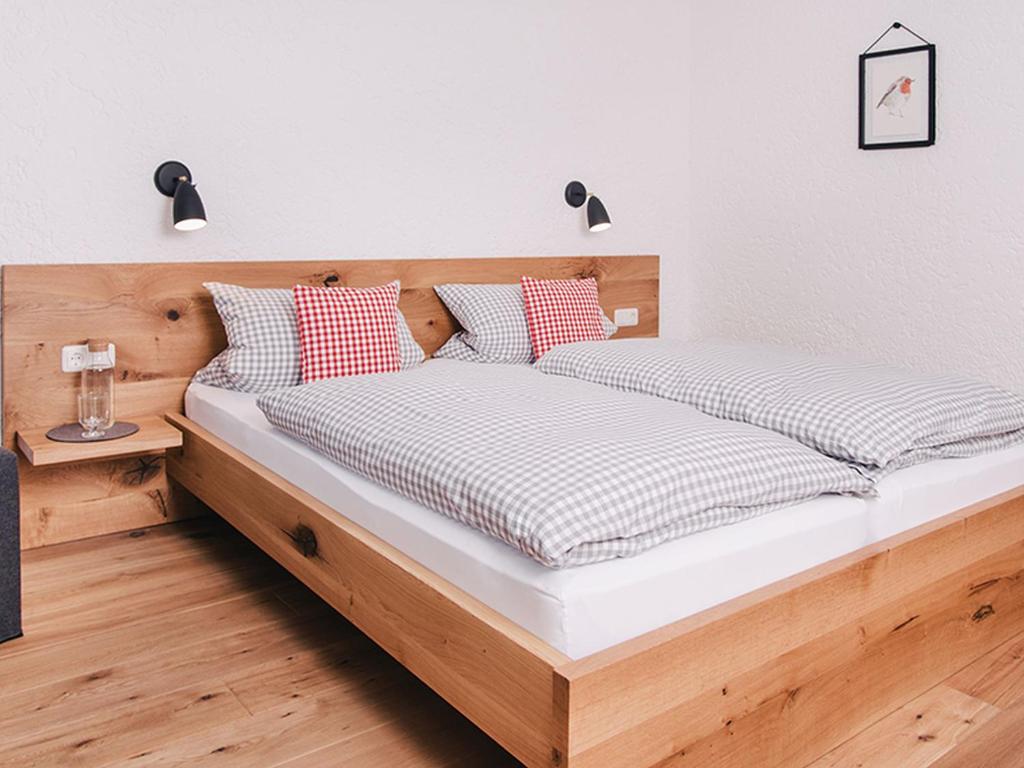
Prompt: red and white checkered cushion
<box><xmin>293</xmin><ymin>282</ymin><xmax>401</xmax><ymax>382</ymax></box>
<box><xmin>520</xmin><ymin>276</ymin><xmax>607</xmax><ymax>359</ymax></box>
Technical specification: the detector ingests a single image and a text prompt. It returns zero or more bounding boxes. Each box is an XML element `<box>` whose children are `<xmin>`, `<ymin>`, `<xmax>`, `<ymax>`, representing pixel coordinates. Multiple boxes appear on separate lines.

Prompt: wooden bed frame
<box><xmin>4</xmin><ymin>255</ymin><xmax>1024</xmax><ymax>767</ymax></box>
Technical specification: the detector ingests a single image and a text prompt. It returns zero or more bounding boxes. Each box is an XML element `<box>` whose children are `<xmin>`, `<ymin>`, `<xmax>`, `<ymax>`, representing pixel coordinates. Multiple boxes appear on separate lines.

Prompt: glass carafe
<box><xmin>79</xmin><ymin>339</ymin><xmax>115</xmax><ymax>439</ymax></box>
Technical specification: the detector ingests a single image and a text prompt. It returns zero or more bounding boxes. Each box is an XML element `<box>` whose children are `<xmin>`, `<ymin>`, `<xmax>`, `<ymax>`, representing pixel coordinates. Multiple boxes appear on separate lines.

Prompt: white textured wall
<box><xmin>689</xmin><ymin>2</ymin><xmax>1024</xmax><ymax>390</ymax></box>
<box><xmin>0</xmin><ymin>1</ymin><xmax>690</xmax><ymax>331</ymax></box>
<box><xmin>5</xmin><ymin>2</ymin><xmax>1021</xmax><ymax>389</ymax></box>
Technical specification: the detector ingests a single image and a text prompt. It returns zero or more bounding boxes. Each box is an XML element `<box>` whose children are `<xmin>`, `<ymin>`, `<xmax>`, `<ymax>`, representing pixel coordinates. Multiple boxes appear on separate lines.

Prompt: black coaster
<box><xmin>45</xmin><ymin>421</ymin><xmax>140</xmax><ymax>443</ymax></box>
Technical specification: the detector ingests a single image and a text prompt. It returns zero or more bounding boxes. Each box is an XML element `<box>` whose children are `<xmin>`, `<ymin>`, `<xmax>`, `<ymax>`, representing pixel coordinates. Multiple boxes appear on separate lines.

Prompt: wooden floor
<box><xmin>2</xmin><ymin>518</ymin><xmax>1023</xmax><ymax>768</ymax></box>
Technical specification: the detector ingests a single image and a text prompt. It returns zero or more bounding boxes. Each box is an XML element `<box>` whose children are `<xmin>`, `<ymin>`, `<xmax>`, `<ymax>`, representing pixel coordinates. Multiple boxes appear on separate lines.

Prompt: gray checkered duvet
<box><xmin>257</xmin><ymin>361</ymin><xmax>872</xmax><ymax>567</ymax></box>
<box><xmin>536</xmin><ymin>339</ymin><xmax>1024</xmax><ymax>478</ymax></box>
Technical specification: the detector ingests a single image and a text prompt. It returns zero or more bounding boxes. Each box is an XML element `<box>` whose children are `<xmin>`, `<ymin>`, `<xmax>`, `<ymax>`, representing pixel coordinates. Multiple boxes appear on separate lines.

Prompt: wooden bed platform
<box><xmin>167</xmin><ymin>416</ymin><xmax>1024</xmax><ymax>768</ymax></box>
<box><xmin>4</xmin><ymin>256</ymin><xmax>1023</xmax><ymax>767</ymax></box>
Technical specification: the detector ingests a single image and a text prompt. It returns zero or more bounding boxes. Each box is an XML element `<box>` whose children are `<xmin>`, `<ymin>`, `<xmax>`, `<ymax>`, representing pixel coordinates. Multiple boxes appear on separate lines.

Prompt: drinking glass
<box><xmin>78</xmin><ymin>392</ymin><xmax>111</xmax><ymax>439</ymax></box>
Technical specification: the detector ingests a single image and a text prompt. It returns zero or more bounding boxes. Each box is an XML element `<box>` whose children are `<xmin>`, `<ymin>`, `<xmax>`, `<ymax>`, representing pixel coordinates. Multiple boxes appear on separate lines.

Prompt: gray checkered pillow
<box><xmin>433</xmin><ymin>283</ymin><xmax>616</xmax><ymax>364</ymax></box>
<box><xmin>396</xmin><ymin>316</ymin><xmax>426</xmax><ymax>369</ymax></box>
<box><xmin>194</xmin><ymin>282</ymin><xmax>424</xmax><ymax>392</ymax></box>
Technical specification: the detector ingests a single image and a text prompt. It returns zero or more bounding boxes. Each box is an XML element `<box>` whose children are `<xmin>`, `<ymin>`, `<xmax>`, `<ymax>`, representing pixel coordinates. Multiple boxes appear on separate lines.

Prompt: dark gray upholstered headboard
<box><xmin>0</xmin><ymin>448</ymin><xmax>21</xmax><ymax>643</ymax></box>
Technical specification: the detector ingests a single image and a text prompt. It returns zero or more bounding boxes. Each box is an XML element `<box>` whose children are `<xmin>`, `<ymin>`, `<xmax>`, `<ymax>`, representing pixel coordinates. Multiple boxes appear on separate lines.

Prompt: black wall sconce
<box><xmin>564</xmin><ymin>180</ymin><xmax>611</xmax><ymax>232</ymax></box>
<box><xmin>154</xmin><ymin>161</ymin><xmax>207</xmax><ymax>231</ymax></box>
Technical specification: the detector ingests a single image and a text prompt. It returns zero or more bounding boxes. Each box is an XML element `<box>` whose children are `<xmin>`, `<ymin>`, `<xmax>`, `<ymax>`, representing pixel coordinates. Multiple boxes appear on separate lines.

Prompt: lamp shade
<box><xmin>173</xmin><ymin>181</ymin><xmax>207</xmax><ymax>231</ymax></box>
<box><xmin>587</xmin><ymin>195</ymin><xmax>611</xmax><ymax>232</ymax></box>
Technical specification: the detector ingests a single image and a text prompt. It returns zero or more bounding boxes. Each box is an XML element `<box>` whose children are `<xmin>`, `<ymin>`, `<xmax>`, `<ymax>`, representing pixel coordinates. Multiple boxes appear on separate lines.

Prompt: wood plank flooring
<box><xmin>0</xmin><ymin>518</ymin><xmax>517</xmax><ymax>768</ymax></box>
<box><xmin>2</xmin><ymin>517</ymin><xmax>1023</xmax><ymax>768</ymax></box>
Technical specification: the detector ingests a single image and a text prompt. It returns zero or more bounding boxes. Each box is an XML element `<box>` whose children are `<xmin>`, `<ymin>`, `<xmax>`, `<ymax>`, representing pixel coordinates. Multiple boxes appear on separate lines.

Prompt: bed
<box><xmin>4</xmin><ymin>255</ymin><xmax>1024</xmax><ymax>768</ymax></box>
<box><xmin>186</xmin><ymin>375</ymin><xmax>1024</xmax><ymax>660</ymax></box>
<box><xmin>187</xmin><ymin>373</ymin><xmax>871</xmax><ymax>659</ymax></box>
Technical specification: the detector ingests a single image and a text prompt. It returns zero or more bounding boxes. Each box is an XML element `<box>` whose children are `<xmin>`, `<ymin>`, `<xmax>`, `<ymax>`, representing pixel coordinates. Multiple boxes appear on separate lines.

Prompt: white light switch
<box><xmin>614</xmin><ymin>308</ymin><xmax>639</xmax><ymax>327</ymax></box>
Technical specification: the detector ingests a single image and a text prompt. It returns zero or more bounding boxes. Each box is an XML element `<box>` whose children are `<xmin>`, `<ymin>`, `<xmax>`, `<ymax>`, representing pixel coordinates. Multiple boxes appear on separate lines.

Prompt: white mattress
<box><xmin>185</xmin><ymin>365</ymin><xmax>1023</xmax><ymax>659</ymax></box>
<box><xmin>869</xmin><ymin>443</ymin><xmax>1024</xmax><ymax>540</ymax></box>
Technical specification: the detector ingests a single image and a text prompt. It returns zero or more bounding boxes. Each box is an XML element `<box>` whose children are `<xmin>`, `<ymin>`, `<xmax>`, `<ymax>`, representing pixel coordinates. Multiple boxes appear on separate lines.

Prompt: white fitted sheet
<box><xmin>185</xmin><ymin>364</ymin><xmax>1022</xmax><ymax>659</ymax></box>
<box><xmin>869</xmin><ymin>442</ymin><xmax>1024</xmax><ymax>541</ymax></box>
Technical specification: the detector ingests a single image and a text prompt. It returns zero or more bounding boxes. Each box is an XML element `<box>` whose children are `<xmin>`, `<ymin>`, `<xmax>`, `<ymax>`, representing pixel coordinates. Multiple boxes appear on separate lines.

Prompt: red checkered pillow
<box><xmin>520</xmin><ymin>276</ymin><xmax>607</xmax><ymax>359</ymax></box>
<box><xmin>293</xmin><ymin>282</ymin><xmax>401</xmax><ymax>382</ymax></box>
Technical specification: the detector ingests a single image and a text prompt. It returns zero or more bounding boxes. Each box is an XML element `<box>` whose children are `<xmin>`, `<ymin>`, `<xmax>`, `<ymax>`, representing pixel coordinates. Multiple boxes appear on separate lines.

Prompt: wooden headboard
<box><xmin>2</xmin><ymin>255</ymin><xmax>658</xmax><ymax>547</ymax></box>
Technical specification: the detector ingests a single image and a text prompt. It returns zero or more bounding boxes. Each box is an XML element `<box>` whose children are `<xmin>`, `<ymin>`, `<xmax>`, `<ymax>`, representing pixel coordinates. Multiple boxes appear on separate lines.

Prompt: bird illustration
<box><xmin>876</xmin><ymin>75</ymin><xmax>914</xmax><ymax>117</ymax></box>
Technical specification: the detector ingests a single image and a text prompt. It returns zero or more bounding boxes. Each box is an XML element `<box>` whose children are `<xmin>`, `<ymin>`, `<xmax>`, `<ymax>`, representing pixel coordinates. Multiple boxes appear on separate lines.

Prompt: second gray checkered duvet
<box><xmin>536</xmin><ymin>339</ymin><xmax>1024</xmax><ymax>479</ymax></box>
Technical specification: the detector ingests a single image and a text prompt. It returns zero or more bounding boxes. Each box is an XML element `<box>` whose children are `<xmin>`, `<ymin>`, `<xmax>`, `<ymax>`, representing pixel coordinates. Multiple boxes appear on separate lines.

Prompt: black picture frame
<box><xmin>859</xmin><ymin>43</ymin><xmax>935</xmax><ymax>150</ymax></box>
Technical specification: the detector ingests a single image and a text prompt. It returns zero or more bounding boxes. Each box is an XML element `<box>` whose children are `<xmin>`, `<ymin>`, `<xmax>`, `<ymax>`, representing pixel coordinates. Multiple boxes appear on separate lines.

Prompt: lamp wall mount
<box><xmin>565</xmin><ymin>180</ymin><xmax>588</xmax><ymax>208</ymax></box>
<box><xmin>154</xmin><ymin>161</ymin><xmax>193</xmax><ymax>197</ymax></box>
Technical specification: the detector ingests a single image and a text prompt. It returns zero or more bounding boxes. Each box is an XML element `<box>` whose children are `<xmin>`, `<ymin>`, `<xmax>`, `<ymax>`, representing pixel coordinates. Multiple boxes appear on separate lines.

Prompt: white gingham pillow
<box><xmin>193</xmin><ymin>282</ymin><xmax>424</xmax><ymax>392</ymax></box>
<box><xmin>294</xmin><ymin>282</ymin><xmax>401</xmax><ymax>381</ymax></box>
<box><xmin>520</xmin><ymin>276</ymin><xmax>607</xmax><ymax>359</ymax></box>
<box><xmin>433</xmin><ymin>283</ymin><xmax>616</xmax><ymax>364</ymax></box>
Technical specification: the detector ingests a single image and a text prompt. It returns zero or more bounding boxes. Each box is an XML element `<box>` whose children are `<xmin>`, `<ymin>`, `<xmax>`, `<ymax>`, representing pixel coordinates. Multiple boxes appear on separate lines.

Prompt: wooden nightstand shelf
<box><xmin>16</xmin><ymin>416</ymin><xmax>183</xmax><ymax>467</ymax></box>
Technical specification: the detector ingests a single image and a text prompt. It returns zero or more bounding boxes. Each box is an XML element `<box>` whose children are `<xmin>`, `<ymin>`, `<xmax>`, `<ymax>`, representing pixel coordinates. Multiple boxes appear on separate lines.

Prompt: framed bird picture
<box><xmin>859</xmin><ymin>43</ymin><xmax>935</xmax><ymax>149</ymax></box>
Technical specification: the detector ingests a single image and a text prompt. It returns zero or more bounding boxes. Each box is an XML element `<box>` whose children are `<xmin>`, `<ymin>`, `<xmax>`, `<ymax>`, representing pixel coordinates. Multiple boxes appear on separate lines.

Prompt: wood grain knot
<box><xmin>972</xmin><ymin>604</ymin><xmax>995</xmax><ymax>623</ymax></box>
<box><xmin>550</xmin><ymin>747</ymin><xmax>563</xmax><ymax>766</ymax></box>
<box><xmin>890</xmin><ymin>614</ymin><xmax>919</xmax><ymax>633</ymax></box>
<box><xmin>784</xmin><ymin>687</ymin><xmax>801</xmax><ymax>708</ymax></box>
<box><xmin>290</xmin><ymin>524</ymin><xmax>319</xmax><ymax>558</ymax></box>
<box><xmin>124</xmin><ymin>456</ymin><xmax>163</xmax><ymax>486</ymax></box>
<box><xmin>323</xmin><ymin>274</ymin><xmax>340</xmax><ymax>286</ymax></box>
<box><xmin>969</xmin><ymin>578</ymin><xmax>1000</xmax><ymax>595</ymax></box>
<box><xmin>166</xmin><ymin>309</ymin><xmax>181</xmax><ymax>321</ymax></box>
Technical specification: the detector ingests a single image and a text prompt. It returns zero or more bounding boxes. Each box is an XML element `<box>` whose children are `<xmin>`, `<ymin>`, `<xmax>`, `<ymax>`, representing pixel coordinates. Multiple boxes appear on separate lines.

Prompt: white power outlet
<box><xmin>62</xmin><ymin>343</ymin><xmax>115</xmax><ymax>373</ymax></box>
<box><xmin>614</xmin><ymin>308</ymin><xmax>639</xmax><ymax>327</ymax></box>
<box><xmin>61</xmin><ymin>345</ymin><xmax>87</xmax><ymax>373</ymax></box>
